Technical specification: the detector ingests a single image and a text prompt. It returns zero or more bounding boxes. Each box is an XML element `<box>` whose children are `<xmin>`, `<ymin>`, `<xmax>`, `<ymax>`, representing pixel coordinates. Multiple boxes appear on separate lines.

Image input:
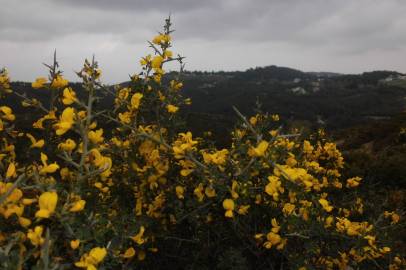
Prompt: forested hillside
<box><xmin>8</xmin><ymin>66</ymin><xmax>406</xmax><ymax>140</ymax></box>
<box><xmin>180</xmin><ymin>67</ymin><xmax>405</xmax><ymax>127</ymax></box>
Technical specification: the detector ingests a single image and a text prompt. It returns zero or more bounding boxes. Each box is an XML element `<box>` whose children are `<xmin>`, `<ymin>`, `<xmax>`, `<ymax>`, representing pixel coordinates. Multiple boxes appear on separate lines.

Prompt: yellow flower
<box><xmin>35</xmin><ymin>191</ymin><xmax>58</xmax><ymax>218</ymax></box>
<box><xmin>1</xmin><ymin>183</ymin><xmax>22</xmax><ymax>203</ymax></box>
<box><xmin>248</xmin><ymin>140</ymin><xmax>269</xmax><ymax>157</ymax></box>
<box><xmin>26</xmin><ymin>133</ymin><xmax>45</xmax><ymax>148</ymax></box>
<box><xmin>152</xmin><ymin>34</ymin><xmax>171</xmax><ymax>45</ymax></box>
<box><xmin>175</xmin><ymin>186</ymin><xmax>185</xmax><ymax>199</ymax></box>
<box><xmin>111</xmin><ymin>137</ymin><xmax>129</xmax><ymax>148</ymax></box>
<box><xmin>62</xmin><ymin>87</ymin><xmax>77</xmax><ymax>105</ymax></box>
<box><xmin>325</xmin><ymin>216</ymin><xmax>334</xmax><ymax>228</ymax></box>
<box><xmin>89</xmin><ymin>148</ymin><xmax>112</xmax><ymax>177</ymax></box>
<box><xmin>346</xmin><ymin>177</ymin><xmax>362</xmax><ymax>188</ymax></box>
<box><xmin>19</xmin><ymin>216</ymin><xmax>32</xmax><ymax>227</ymax></box>
<box><xmin>27</xmin><ymin>226</ymin><xmax>44</xmax><ymax>246</ymax></box>
<box><xmin>172</xmin><ymin>132</ymin><xmax>198</xmax><ymax>159</ymax></box>
<box><xmin>264</xmin><ymin>232</ymin><xmax>281</xmax><ymax>249</ymax></box>
<box><xmin>285</xmin><ymin>154</ymin><xmax>297</xmax><ymax>167</ymax></box>
<box><xmin>58</xmin><ymin>138</ymin><xmax>77</xmax><ymax>151</ymax></box>
<box><xmin>380</xmin><ymin>247</ymin><xmax>391</xmax><ymax>254</ymax></box>
<box><xmin>117</xmin><ymin>87</ymin><xmax>130</xmax><ymax>101</ymax></box>
<box><xmin>385</xmin><ymin>211</ymin><xmax>401</xmax><ymax>224</ymax></box>
<box><xmin>179</xmin><ymin>159</ymin><xmax>195</xmax><ymax>176</ymax></box>
<box><xmin>269</xmin><ymin>129</ymin><xmax>278</xmax><ymax>137</ymax></box>
<box><xmin>393</xmin><ymin>256</ymin><xmax>402</xmax><ymax>265</ymax></box>
<box><xmin>130</xmin><ymin>226</ymin><xmax>146</xmax><ymax>245</ymax></box>
<box><xmin>75</xmin><ymin>247</ymin><xmax>107</xmax><ymax>269</ymax></box>
<box><xmin>205</xmin><ymin>186</ymin><xmax>216</xmax><ymax>198</ymax></box>
<box><xmin>88</xmin><ymin>129</ymin><xmax>104</xmax><ymax>144</ymax></box>
<box><xmin>39</xmin><ymin>152</ymin><xmax>59</xmax><ymax>175</ymax></box>
<box><xmin>89</xmin><ymin>121</ymin><xmax>97</xmax><ymax>130</ymax></box>
<box><xmin>237</xmin><ymin>205</ymin><xmax>250</xmax><ymax>215</ymax></box>
<box><xmin>95</xmin><ymin>69</ymin><xmax>102</xmax><ymax>78</ymax></box>
<box><xmin>54</xmin><ymin>107</ymin><xmax>75</xmax><ymax>135</ymax></box>
<box><xmin>0</xmin><ymin>106</ymin><xmax>15</xmax><ymax>121</ymax></box>
<box><xmin>336</xmin><ymin>217</ymin><xmax>371</xmax><ymax>236</ymax></box>
<box><xmin>60</xmin><ymin>167</ymin><xmax>71</xmax><ymax>180</ymax></box>
<box><xmin>202</xmin><ymin>149</ymin><xmax>229</xmax><ymax>166</ymax></box>
<box><xmin>32</xmin><ymin>77</ymin><xmax>47</xmax><ymax>89</ymax></box>
<box><xmin>265</xmin><ymin>176</ymin><xmax>283</xmax><ymax>201</ymax></box>
<box><xmin>51</xmin><ymin>75</ymin><xmax>68</xmax><ymax>89</ymax></box>
<box><xmin>69</xmin><ymin>199</ymin><xmax>86</xmax><ymax>212</ymax></box>
<box><xmin>121</xmin><ymin>247</ymin><xmax>136</xmax><ymax>259</ymax></box>
<box><xmin>151</xmin><ymin>55</ymin><xmax>164</xmax><ymax>69</ymax></box>
<box><xmin>163</xmin><ymin>50</ymin><xmax>173</xmax><ymax>59</ymax></box>
<box><xmin>319</xmin><ymin>198</ymin><xmax>333</xmax><ymax>212</ymax></box>
<box><xmin>118</xmin><ymin>111</ymin><xmax>132</xmax><ymax>124</ymax></box>
<box><xmin>249</xmin><ymin>116</ymin><xmax>258</xmax><ymax>126</ymax></box>
<box><xmin>33</xmin><ymin>110</ymin><xmax>56</xmax><ymax>129</ymax></box>
<box><xmin>130</xmin><ymin>93</ymin><xmax>143</xmax><ymax>110</ymax></box>
<box><xmin>303</xmin><ymin>140</ymin><xmax>314</xmax><ymax>154</ymax></box>
<box><xmin>77</xmin><ymin>110</ymin><xmax>87</xmax><ymax>119</ymax></box>
<box><xmin>22</xmin><ymin>198</ymin><xmax>37</xmax><ymax>205</ymax></box>
<box><xmin>154</xmin><ymin>72</ymin><xmax>163</xmax><ymax>83</ymax></box>
<box><xmin>255</xmin><ymin>233</ymin><xmax>264</xmax><ymax>240</ymax></box>
<box><xmin>222</xmin><ymin>199</ymin><xmax>235</xmax><ymax>218</ymax></box>
<box><xmin>170</xmin><ymin>80</ymin><xmax>183</xmax><ymax>91</ymax></box>
<box><xmin>2</xmin><ymin>204</ymin><xmax>24</xmax><ymax>218</ymax></box>
<box><xmin>140</xmin><ymin>55</ymin><xmax>151</xmax><ymax>66</ymax></box>
<box><xmin>230</xmin><ymin>180</ymin><xmax>239</xmax><ymax>199</ymax></box>
<box><xmin>193</xmin><ymin>183</ymin><xmax>205</xmax><ymax>202</ymax></box>
<box><xmin>152</xmin><ymin>34</ymin><xmax>164</xmax><ymax>44</ymax></box>
<box><xmin>71</xmin><ymin>239</ymin><xmax>80</xmax><ymax>250</ymax></box>
<box><xmin>274</xmin><ymin>165</ymin><xmax>309</xmax><ymax>183</ymax></box>
<box><xmin>391</xmin><ymin>213</ymin><xmax>400</xmax><ymax>224</ymax></box>
<box><xmin>271</xmin><ymin>218</ymin><xmax>280</xmax><ymax>233</ymax></box>
<box><xmin>39</xmin><ymin>163</ymin><xmax>59</xmax><ymax>175</ymax></box>
<box><xmin>158</xmin><ymin>91</ymin><xmax>166</xmax><ymax>101</ymax></box>
<box><xmin>6</xmin><ymin>162</ymin><xmax>16</xmax><ymax>178</ymax></box>
<box><xmin>282</xmin><ymin>203</ymin><xmax>296</xmax><ymax>215</ymax></box>
<box><xmin>99</xmin><ymin>157</ymin><xmax>112</xmax><ymax>179</ymax></box>
<box><xmin>166</xmin><ymin>104</ymin><xmax>179</xmax><ymax>113</ymax></box>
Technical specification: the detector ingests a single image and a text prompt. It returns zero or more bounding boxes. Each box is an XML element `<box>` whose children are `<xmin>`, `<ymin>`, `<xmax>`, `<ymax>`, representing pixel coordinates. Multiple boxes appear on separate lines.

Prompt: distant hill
<box><xmin>306</xmin><ymin>71</ymin><xmax>342</xmax><ymax>78</ymax></box>
<box><xmin>174</xmin><ymin>67</ymin><xmax>405</xmax><ymax>136</ymax></box>
<box><xmin>7</xmin><ymin>66</ymin><xmax>406</xmax><ymax>142</ymax></box>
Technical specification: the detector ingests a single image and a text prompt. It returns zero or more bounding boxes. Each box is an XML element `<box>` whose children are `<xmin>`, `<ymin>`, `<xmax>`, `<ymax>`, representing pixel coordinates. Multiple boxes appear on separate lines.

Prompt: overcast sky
<box><xmin>1</xmin><ymin>0</ymin><xmax>406</xmax><ymax>83</ymax></box>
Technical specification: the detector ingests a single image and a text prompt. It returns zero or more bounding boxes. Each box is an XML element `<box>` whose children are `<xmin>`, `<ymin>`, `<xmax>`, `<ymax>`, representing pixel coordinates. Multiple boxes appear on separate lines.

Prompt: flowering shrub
<box><xmin>0</xmin><ymin>18</ymin><xmax>405</xmax><ymax>269</ymax></box>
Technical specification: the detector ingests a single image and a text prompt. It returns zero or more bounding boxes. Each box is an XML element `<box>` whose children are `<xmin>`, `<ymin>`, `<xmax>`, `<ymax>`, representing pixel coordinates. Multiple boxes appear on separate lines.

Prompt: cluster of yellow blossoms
<box><xmin>0</xmin><ymin>18</ymin><xmax>404</xmax><ymax>270</ymax></box>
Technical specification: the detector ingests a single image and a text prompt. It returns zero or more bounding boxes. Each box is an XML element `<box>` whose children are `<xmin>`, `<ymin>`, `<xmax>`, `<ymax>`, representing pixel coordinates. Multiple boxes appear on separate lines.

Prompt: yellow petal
<box><xmin>35</xmin><ymin>209</ymin><xmax>51</xmax><ymax>218</ymax></box>
<box><xmin>122</xmin><ymin>247</ymin><xmax>136</xmax><ymax>258</ymax></box>
<box><xmin>70</xmin><ymin>239</ymin><xmax>80</xmax><ymax>250</ymax></box>
<box><xmin>6</xmin><ymin>162</ymin><xmax>16</xmax><ymax>178</ymax></box>
<box><xmin>69</xmin><ymin>200</ymin><xmax>86</xmax><ymax>212</ymax></box>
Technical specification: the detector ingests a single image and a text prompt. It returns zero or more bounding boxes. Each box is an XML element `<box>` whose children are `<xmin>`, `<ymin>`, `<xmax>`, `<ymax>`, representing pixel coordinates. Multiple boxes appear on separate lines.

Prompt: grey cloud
<box><xmin>2</xmin><ymin>0</ymin><xmax>406</xmax><ymax>47</ymax></box>
<box><xmin>55</xmin><ymin>0</ymin><xmax>220</xmax><ymax>12</ymax></box>
<box><xmin>0</xmin><ymin>0</ymin><xmax>172</xmax><ymax>42</ymax></box>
